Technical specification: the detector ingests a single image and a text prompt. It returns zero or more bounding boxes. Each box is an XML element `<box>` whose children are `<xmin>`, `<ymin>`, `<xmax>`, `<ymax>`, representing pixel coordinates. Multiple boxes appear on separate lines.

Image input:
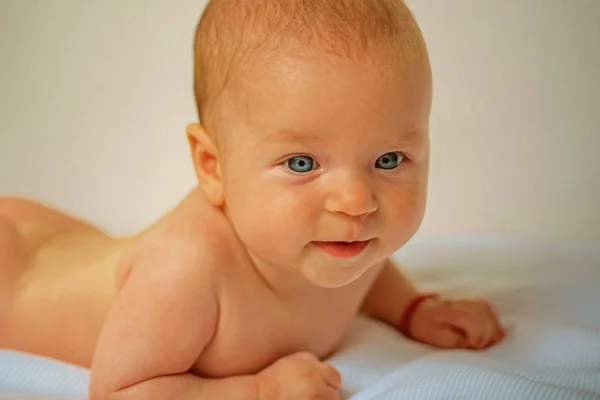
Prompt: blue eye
<box><xmin>375</xmin><ymin>152</ymin><xmax>403</xmax><ymax>170</ymax></box>
<box><xmin>285</xmin><ymin>156</ymin><xmax>316</xmax><ymax>173</ymax></box>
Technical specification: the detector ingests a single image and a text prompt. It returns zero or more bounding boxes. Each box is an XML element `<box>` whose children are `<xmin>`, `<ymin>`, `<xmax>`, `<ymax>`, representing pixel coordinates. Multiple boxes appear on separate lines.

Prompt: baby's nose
<box><xmin>324</xmin><ymin>177</ymin><xmax>378</xmax><ymax>217</ymax></box>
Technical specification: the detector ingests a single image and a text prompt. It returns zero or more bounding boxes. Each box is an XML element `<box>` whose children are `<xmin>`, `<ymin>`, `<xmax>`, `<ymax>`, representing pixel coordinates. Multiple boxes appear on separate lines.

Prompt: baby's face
<box><xmin>217</xmin><ymin>52</ymin><xmax>431</xmax><ymax>288</ymax></box>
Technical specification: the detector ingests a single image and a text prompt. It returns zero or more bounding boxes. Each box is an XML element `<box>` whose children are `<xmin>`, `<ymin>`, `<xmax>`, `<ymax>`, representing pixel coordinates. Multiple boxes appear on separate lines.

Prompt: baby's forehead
<box><xmin>194</xmin><ymin>0</ymin><xmax>428</xmax><ymax>128</ymax></box>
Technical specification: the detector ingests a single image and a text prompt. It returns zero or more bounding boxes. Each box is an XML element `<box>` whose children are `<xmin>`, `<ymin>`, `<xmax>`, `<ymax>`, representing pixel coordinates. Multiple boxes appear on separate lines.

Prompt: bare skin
<box><xmin>0</xmin><ymin>52</ymin><xmax>504</xmax><ymax>400</ymax></box>
<box><xmin>0</xmin><ymin>189</ymin><xmax>380</xmax><ymax>398</ymax></box>
<box><xmin>1</xmin><ymin>197</ymin><xmax>129</xmax><ymax>367</ymax></box>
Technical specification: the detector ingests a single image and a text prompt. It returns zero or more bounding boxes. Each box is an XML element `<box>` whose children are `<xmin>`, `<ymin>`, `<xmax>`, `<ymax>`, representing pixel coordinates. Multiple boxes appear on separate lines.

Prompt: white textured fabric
<box><xmin>329</xmin><ymin>237</ymin><xmax>600</xmax><ymax>400</ymax></box>
<box><xmin>1</xmin><ymin>236</ymin><xmax>599</xmax><ymax>400</ymax></box>
<box><xmin>0</xmin><ymin>394</ymin><xmax>69</xmax><ymax>400</ymax></box>
<box><xmin>332</xmin><ymin>316</ymin><xmax>600</xmax><ymax>400</ymax></box>
<box><xmin>0</xmin><ymin>351</ymin><xmax>88</xmax><ymax>399</ymax></box>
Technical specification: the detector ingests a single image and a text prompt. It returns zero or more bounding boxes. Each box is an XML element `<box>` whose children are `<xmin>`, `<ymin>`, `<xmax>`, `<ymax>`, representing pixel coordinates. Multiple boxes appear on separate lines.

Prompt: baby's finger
<box><xmin>459</xmin><ymin>301</ymin><xmax>501</xmax><ymax>349</ymax></box>
<box><xmin>435</xmin><ymin>304</ymin><xmax>481</xmax><ymax>348</ymax></box>
<box><xmin>323</xmin><ymin>385</ymin><xmax>341</xmax><ymax>400</ymax></box>
<box><xmin>473</xmin><ymin>304</ymin><xmax>499</xmax><ymax>348</ymax></box>
<box><xmin>482</xmin><ymin>303</ymin><xmax>505</xmax><ymax>347</ymax></box>
<box><xmin>480</xmin><ymin>322</ymin><xmax>500</xmax><ymax>349</ymax></box>
<box><xmin>492</xmin><ymin>329</ymin><xmax>504</xmax><ymax>344</ymax></box>
<box><xmin>317</xmin><ymin>362</ymin><xmax>342</xmax><ymax>389</ymax></box>
<box><xmin>429</xmin><ymin>327</ymin><xmax>467</xmax><ymax>349</ymax></box>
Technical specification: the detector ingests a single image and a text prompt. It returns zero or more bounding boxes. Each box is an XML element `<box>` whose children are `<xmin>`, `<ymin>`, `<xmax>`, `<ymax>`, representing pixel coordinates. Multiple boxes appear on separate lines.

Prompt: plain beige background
<box><xmin>1</xmin><ymin>1</ymin><xmax>599</xmax><ymax>242</ymax></box>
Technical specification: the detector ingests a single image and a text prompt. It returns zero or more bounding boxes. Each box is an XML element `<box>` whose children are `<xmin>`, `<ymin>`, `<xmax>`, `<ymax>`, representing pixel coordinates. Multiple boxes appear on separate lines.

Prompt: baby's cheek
<box><xmin>235</xmin><ymin>192</ymin><xmax>309</xmax><ymax>249</ymax></box>
<box><xmin>384</xmin><ymin>188</ymin><xmax>425</xmax><ymax>233</ymax></box>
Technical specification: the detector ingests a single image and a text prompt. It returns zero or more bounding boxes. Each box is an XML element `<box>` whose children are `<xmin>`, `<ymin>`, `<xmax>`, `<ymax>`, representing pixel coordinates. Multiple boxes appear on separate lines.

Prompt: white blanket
<box><xmin>1</xmin><ymin>236</ymin><xmax>599</xmax><ymax>399</ymax></box>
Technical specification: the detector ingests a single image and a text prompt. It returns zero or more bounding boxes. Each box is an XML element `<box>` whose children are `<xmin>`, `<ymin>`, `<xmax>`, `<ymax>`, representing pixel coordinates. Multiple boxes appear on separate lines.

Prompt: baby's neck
<box><xmin>246</xmin><ymin>252</ymin><xmax>326</xmax><ymax>302</ymax></box>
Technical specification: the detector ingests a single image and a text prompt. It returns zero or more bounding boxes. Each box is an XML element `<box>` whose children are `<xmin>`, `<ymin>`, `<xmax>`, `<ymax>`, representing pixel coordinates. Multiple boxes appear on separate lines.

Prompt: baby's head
<box><xmin>187</xmin><ymin>0</ymin><xmax>432</xmax><ymax>288</ymax></box>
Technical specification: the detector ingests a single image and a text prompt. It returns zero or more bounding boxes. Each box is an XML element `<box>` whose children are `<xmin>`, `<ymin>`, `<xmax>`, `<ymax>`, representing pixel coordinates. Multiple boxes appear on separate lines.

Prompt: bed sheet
<box><xmin>1</xmin><ymin>236</ymin><xmax>599</xmax><ymax>399</ymax></box>
<box><xmin>331</xmin><ymin>236</ymin><xmax>600</xmax><ymax>399</ymax></box>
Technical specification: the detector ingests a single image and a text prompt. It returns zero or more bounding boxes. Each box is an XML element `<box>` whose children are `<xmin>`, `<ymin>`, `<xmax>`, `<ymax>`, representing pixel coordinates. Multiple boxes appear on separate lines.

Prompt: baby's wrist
<box><xmin>396</xmin><ymin>292</ymin><xmax>440</xmax><ymax>338</ymax></box>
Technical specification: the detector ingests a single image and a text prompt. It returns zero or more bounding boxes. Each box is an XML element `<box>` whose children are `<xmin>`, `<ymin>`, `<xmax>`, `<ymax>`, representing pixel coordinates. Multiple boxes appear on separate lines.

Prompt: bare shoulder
<box><xmin>117</xmin><ymin>188</ymin><xmax>233</xmax><ymax>289</ymax></box>
<box><xmin>91</xmin><ymin>190</ymin><xmax>233</xmax><ymax>395</ymax></box>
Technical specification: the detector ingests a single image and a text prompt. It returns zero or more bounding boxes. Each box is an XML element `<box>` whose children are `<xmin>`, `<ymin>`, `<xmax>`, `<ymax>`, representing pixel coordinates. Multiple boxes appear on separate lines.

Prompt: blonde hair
<box><xmin>193</xmin><ymin>0</ymin><xmax>428</xmax><ymax>131</ymax></box>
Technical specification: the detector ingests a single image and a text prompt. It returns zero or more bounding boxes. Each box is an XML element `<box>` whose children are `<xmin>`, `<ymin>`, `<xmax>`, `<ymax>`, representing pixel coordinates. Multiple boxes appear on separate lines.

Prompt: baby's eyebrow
<box><xmin>387</xmin><ymin>130</ymin><xmax>426</xmax><ymax>144</ymax></box>
<box><xmin>263</xmin><ymin>129</ymin><xmax>426</xmax><ymax>146</ymax></box>
<box><xmin>263</xmin><ymin>130</ymin><xmax>323</xmax><ymax>143</ymax></box>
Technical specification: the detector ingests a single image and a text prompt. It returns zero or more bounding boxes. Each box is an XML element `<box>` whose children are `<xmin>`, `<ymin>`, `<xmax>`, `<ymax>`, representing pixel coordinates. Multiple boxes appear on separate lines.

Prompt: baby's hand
<box><xmin>409</xmin><ymin>297</ymin><xmax>505</xmax><ymax>350</ymax></box>
<box><xmin>256</xmin><ymin>351</ymin><xmax>341</xmax><ymax>400</ymax></box>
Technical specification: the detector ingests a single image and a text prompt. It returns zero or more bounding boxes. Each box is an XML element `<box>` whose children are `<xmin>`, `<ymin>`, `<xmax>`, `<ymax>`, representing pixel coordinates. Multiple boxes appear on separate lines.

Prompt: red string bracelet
<box><xmin>397</xmin><ymin>292</ymin><xmax>440</xmax><ymax>338</ymax></box>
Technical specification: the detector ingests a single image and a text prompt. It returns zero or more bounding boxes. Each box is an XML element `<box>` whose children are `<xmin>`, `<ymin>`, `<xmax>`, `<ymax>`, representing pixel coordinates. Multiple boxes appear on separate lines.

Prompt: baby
<box><xmin>0</xmin><ymin>1</ymin><xmax>504</xmax><ymax>399</ymax></box>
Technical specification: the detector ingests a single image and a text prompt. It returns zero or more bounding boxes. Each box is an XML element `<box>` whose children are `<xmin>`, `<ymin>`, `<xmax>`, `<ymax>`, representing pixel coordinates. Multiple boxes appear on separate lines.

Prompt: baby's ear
<box><xmin>186</xmin><ymin>123</ymin><xmax>224</xmax><ymax>207</ymax></box>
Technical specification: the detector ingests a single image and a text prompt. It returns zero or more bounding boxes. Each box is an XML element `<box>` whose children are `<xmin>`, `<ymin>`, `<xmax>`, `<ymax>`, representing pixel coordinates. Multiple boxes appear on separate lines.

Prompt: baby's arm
<box><xmin>361</xmin><ymin>259</ymin><xmax>504</xmax><ymax>349</ymax></box>
<box><xmin>89</xmin><ymin>244</ymin><xmax>257</xmax><ymax>400</ymax></box>
<box><xmin>360</xmin><ymin>259</ymin><xmax>419</xmax><ymax>327</ymax></box>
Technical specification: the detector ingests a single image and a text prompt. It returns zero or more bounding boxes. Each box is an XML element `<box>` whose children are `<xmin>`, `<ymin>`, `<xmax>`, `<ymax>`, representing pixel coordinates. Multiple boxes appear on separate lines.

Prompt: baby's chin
<box><xmin>300</xmin><ymin>261</ymin><xmax>376</xmax><ymax>289</ymax></box>
<box><xmin>297</xmin><ymin>241</ymin><xmax>393</xmax><ymax>288</ymax></box>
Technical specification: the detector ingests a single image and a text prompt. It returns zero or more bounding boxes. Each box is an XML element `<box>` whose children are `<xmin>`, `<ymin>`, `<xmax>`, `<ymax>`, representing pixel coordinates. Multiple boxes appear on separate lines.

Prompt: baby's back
<box><xmin>6</xmin><ymin>230</ymin><xmax>132</xmax><ymax>366</ymax></box>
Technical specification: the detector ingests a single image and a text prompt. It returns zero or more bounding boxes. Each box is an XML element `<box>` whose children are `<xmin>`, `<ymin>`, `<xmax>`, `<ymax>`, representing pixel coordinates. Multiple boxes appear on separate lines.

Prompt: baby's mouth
<box><xmin>312</xmin><ymin>240</ymin><xmax>370</xmax><ymax>258</ymax></box>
